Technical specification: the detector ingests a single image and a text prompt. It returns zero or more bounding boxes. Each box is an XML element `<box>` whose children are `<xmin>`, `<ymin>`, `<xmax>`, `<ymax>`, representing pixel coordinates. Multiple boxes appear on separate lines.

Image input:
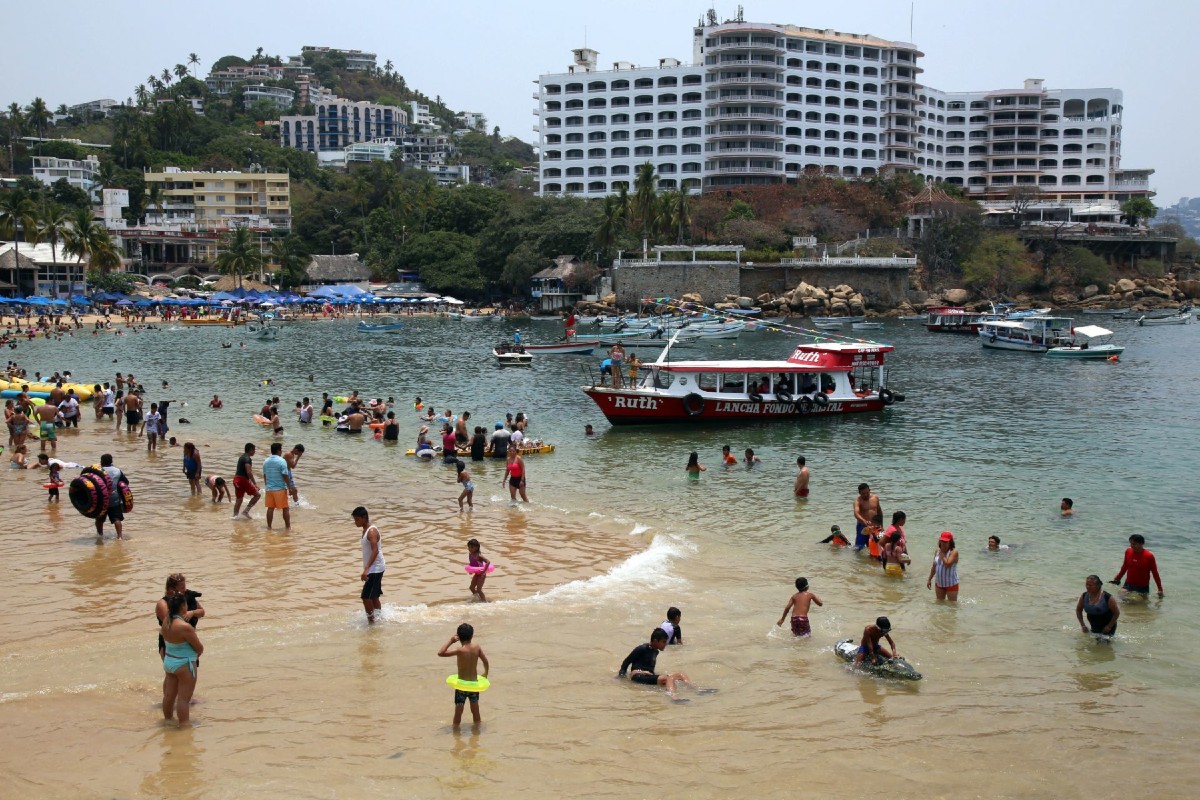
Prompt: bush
<box><xmin>1136</xmin><ymin>258</ymin><xmax>1165</xmax><ymax>278</ymax></box>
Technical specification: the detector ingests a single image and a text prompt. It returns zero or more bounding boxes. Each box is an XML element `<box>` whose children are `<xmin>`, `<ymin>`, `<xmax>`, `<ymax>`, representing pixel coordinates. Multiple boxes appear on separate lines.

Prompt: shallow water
<box><xmin>1</xmin><ymin>315</ymin><xmax>1197</xmax><ymax>799</ymax></box>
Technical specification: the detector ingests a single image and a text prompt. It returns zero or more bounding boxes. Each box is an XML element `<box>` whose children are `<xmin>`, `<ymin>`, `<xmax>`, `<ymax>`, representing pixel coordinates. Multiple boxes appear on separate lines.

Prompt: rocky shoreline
<box><xmin>576</xmin><ymin>273</ymin><xmax>1198</xmax><ymax>318</ymax></box>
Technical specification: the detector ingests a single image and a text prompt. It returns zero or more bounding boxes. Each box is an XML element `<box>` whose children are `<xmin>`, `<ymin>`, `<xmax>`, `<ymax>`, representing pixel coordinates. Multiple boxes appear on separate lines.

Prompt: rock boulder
<box><xmin>1115</xmin><ymin>278</ymin><xmax>1137</xmax><ymax>293</ymax></box>
<box><xmin>944</xmin><ymin>288</ymin><xmax>971</xmax><ymax>305</ymax></box>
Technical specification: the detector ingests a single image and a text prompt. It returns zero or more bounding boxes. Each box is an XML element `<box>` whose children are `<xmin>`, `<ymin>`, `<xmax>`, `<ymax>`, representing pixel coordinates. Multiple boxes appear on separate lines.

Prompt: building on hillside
<box><xmin>32</xmin><ymin>155</ymin><xmax>102</xmax><ymax>199</ymax></box>
<box><xmin>303</xmin><ymin>253</ymin><xmax>371</xmax><ymax>287</ymax></box>
<box><xmin>409</xmin><ymin>102</ymin><xmax>437</xmax><ymax>129</ymax></box>
<box><xmin>530</xmin><ymin>255</ymin><xmax>587</xmax><ymax>312</ymax></box>
<box><xmin>103</xmin><ymin>169</ymin><xmax>290</xmax><ymax>272</ymax></box>
<box><xmin>0</xmin><ymin>242</ymin><xmax>83</xmax><ymax>297</ymax></box>
<box><xmin>67</xmin><ymin>98</ymin><xmax>119</xmax><ymax>119</ymax></box>
<box><xmin>155</xmin><ymin>96</ymin><xmax>205</xmax><ymax>114</ymax></box>
<box><xmin>402</xmin><ymin>133</ymin><xmax>453</xmax><ymax>166</ymax></box>
<box><xmin>293</xmin><ymin>75</ymin><xmax>334</xmax><ymax>109</ymax></box>
<box><xmin>457</xmin><ymin>111</ymin><xmax>486</xmax><ymax>130</ymax></box>
<box><xmin>411</xmin><ymin>163</ymin><xmax>471</xmax><ymax>187</ymax></box>
<box><xmin>533</xmin><ymin>19</ymin><xmax>1155</xmax><ymax>204</ymax></box>
<box><xmin>299</xmin><ymin>46</ymin><xmax>377</xmax><ymax>72</ymax></box>
<box><xmin>205</xmin><ymin>65</ymin><xmax>285</xmax><ymax>94</ymax></box>
<box><xmin>279</xmin><ymin>98</ymin><xmax>408</xmax><ymax>153</ymax></box>
<box><xmin>242</xmin><ymin>84</ymin><xmax>296</xmax><ymax>111</ymax></box>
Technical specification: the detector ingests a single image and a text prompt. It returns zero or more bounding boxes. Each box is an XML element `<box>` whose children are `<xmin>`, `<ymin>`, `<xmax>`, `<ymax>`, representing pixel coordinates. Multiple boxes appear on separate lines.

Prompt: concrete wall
<box><xmin>612</xmin><ymin>263</ymin><xmax>740</xmax><ymax>308</ymax></box>
<box><xmin>612</xmin><ymin>263</ymin><xmax>913</xmax><ymax>309</ymax></box>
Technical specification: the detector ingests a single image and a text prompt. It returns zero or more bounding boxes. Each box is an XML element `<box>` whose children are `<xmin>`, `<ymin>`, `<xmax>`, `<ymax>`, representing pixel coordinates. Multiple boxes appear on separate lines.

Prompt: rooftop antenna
<box><xmin>707</xmin><ymin>7</ymin><xmax>718</xmax><ymax>26</ymax></box>
<box><xmin>910</xmin><ymin>2</ymin><xmax>914</xmax><ymax>41</ymax></box>
<box><xmin>736</xmin><ymin>4</ymin><xmax>744</xmax><ymax>22</ymax></box>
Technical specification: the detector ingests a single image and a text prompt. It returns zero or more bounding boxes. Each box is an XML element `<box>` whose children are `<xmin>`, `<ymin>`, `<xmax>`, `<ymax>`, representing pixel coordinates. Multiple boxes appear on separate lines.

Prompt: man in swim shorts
<box><xmin>232</xmin><ymin>442</ymin><xmax>261</xmax><ymax>520</ymax></box>
<box><xmin>853</xmin><ymin>483</ymin><xmax>883</xmax><ymax>551</ymax></box>
<box><xmin>794</xmin><ymin>455</ymin><xmax>810</xmax><ymax>497</ymax></box>
<box><xmin>354</xmin><ymin>506</ymin><xmax>385</xmax><ymax>624</ymax></box>
<box><xmin>261</xmin><ymin>442</ymin><xmax>298</xmax><ymax>530</ymax></box>
<box><xmin>1112</xmin><ymin>533</ymin><xmax>1164</xmax><ymax>597</ymax></box>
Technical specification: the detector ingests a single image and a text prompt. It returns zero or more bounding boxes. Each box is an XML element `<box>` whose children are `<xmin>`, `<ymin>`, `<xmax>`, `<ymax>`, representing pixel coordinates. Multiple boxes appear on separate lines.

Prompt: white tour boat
<box><xmin>1045</xmin><ymin>325</ymin><xmax>1125</xmax><ymax>359</ymax></box>
<box><xmin>978</xmin><ymin>316</ymin><xmax>1073</xmax><ymax>353</ymax></box>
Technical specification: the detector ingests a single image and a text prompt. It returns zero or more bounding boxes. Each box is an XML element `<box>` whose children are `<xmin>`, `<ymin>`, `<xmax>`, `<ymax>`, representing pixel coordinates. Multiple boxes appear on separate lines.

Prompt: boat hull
<box><xmin>1045</xmin><ymin>345</ymin><xmax>1125</xmax><ymax>358</ymax></box>
<box><xmin>522</xmin><ymin>341</ymin><xmax>598</xmax><ymax>355</ymax></box>
<box><xmin>583</xmin><ymin>387</ymin><xmax>884</xmax><ymax>425</ymax></box>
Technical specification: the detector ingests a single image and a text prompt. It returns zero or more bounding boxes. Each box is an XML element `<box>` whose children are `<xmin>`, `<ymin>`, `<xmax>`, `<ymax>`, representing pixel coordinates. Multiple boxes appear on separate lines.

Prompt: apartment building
<box><xmin>32</xmin><ymin>155</ymin><xmax>102</xmax><ymax>198</ymax></box>
<box><xmin>105</xmin><ymin>169</ymin><xmax>291</xmax><ymax>268</ymax></box>
<box><xmin>67</xmin><ymin>98</ymin><xmax>119</xmax><ymax>119</ymax></box>
<box><xmin>242</xmin><ymin>84</ymin><xmax>296</xmax><ymax>111</ymax></box>
<box><xmin>206</xmin><ymin>65</ymin><xmax>285</xmax><ymax>95</ymax></box>
<box><xmin>533</xmin><ymin>19</ymin><xmax>1153</xmax><ymax>202</ymax></box>
<box><xmin>279</xmin><ymin>98</ymin><xmax>408</xmax><ymax>153</ymax></box>
<box><xmin>299</xmin><ymin>46</ymin><xmax>377</xmax><ymax>72</ymax></box>
<box><xmin>457</xmin><ymin>111</ymin><xmax>487</xmax><ymax>131</ymax></box>
<box><xmin>409</xmin><ymin>102</ymin><xmax>437</xmax><ymax>129</ymax></box>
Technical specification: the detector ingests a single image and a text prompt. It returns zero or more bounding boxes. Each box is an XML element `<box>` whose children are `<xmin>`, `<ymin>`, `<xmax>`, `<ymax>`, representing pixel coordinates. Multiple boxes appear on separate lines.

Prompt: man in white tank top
<box><xmin>353</xmin><ymin>506</ymin><xmax>386</xmax><ymax>624</ymax></box>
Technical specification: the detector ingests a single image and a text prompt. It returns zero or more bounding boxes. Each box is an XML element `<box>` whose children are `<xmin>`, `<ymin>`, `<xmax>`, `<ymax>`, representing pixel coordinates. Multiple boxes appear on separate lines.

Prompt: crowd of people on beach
<box><xmin>3</xmin><ymin>349</ymin><xmax>1171</xmax><ymax>727</ymax></box>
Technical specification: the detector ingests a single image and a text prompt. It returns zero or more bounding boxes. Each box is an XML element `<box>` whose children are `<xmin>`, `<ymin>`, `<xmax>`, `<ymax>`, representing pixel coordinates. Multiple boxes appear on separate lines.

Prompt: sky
<box><xmin>4</xmin><ymin>0</ymin><xmax>1196</xmax><ymax>204</ymax></box>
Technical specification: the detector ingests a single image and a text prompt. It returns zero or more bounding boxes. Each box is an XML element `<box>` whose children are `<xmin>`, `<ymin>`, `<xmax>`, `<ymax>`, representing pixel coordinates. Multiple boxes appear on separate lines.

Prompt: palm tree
<box><xmin>148</xmin><ymin>74</ymin><xmax>159</xmax><ymax>91</ymax></box>
<box><xmin>270</xmin><ymin>236</ymin><xmax>309</xmax><ymax>289</ymax></box>
<box><xmin>632</xmin><ymin>162</ymin><xmax>659</xmax><ymax>240</ymax></box>
<box><xmin>0</xmin><ymin>192</ymin><xmax>38</xmax><ymax>288</ymax></box>
<box><xmin>214</xmin><ymin>227</ymin><xmax>263</xmax><ymax>288</ymax></box>
<box><xmin>37</xmin><ymin>202</ymin><xmax>71</xmax><ymax>268</ymax></box>
<box><xmin>659</xmin><ymin>191</ymin><xmax>691</xmax><ymax>244</ymax></box>
<box><xmin>595</xmin><ymin>195</ymin><xmax>623</xmax><ymax>258</ymax></box>
<box><xmin>135</xmin><ymin>84</ymin><xmax>149</xmax><ymax>108</ymax></box>
<box><xmin>62</xmin><ymin>207</ymin><xmax>114</xmax><ymax>291</ymax></box>
<box><xmin>187</xmin><ymin>53</ymin><xmax>201</xmax><ymax>76</ymax></box>
<box><xmin>161</xmin><ymin>68</ymin><xmax>173</xmax><ymax>87</ymax></box>
<box><xmin>25</xmin><ymin>97</ymin><xmax>51</xmax><ymax>140</ymax></box>
<box><xmin>89</xmin><ymin>237</ymin><xmax>122</xmax><ymax>276</ymax></box>
<box><xmin>351</xmin><ymin>169</ymin><xmax>373</xmax><ymax>248</ymax></box>
<box><xmin>174</xmin><ymin>64</ymin><xmax>189</xmax><ymax>82</ymax></box>
<box><xmin>144</xmin><ymin>182</ymin><xmax>165</xmax><ymax>225</ymax></box>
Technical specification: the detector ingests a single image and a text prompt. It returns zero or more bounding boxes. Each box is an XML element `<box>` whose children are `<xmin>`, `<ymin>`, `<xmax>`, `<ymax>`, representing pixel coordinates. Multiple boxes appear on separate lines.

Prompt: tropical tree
<box><xmin>214</xmin><ymin>227</ymin><xmax>263</xmax><ymax>288</ymax></box>
<box><xmin>25</xmin><ymin>97</ymin><xmax>51</xmax><ymax>139</ymax></box>
<box><xmin>595</xmin><ymin>195</ymin><xmax>623</xmax><ymax>258</ymax></box>
<box><xmin>174</xmin><ymin>64</ymin><xmax>189</xmax><ymax>82</ymax></box>
<box><xmin>62</xmin><ymin>207</ymin><xmax>109</xmax><ymax>266</ymax></box>
<box><xmin>1120</xmin><ymin>197</ymin><xmax>1157</xmax><ymax>228</ymax></box>
<box><xmin>270</xmin><ymin>236</ymin><xmax>310</xmax><ymax>289</ymax></box>
<box><xmin>89</xmin><ymin>237</ymin><xmax>123</xmax><ymax>276</ymax></box>
<box><xmin>188</xmin><ymin>53</ymin><xmax>201</xmax><ymax>75</ymax></box>
<box><xmin>143</xmin><ymin>182</ymin><xmax>164</xmax><ymax>224</ymax></box>
<box><xmin>134</xmin><ymin>84</ymin><xmax>149</xmax><ymax>108</ymax></box>
<box><xmin>631</xmin><ymin>162</ymin><xmax>659</xmax><ymax>239</ymax></box>
<box><xmin>659</xmin><ymin>190</ymin><xmax>691</xmax><ymax>244</ymax></box>
<box><xmin>161</xmin><ymin>68</ymin><xmax>173</xmax><ymax>87</ymax></box>
<box><xmin>36</xmin><ymin>201</ymin><xmax>71</xmax><ymax>264</ymax></box>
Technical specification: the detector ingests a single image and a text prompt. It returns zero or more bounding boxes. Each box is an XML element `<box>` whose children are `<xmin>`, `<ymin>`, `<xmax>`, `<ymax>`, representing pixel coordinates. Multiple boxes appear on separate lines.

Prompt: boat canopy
<box><xmin>655</xmin><ymin>343</ymin><xmax>892</xmax><ymax>373</ymax></box>
<box><xmin>985</xmin><ymin>320</ymin><xmax>1035</xmax><ymax>330</ymax></box>
<box><xmin>1073</xmin><ymin>325</ymin><xmax>1113</xmax><ymax>339</ymax></box>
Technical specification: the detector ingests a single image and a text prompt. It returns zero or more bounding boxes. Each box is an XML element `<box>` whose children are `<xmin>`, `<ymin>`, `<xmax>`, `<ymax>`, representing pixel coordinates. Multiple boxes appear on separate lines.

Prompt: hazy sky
<box><xmin>5</xmin><ymin>0</ymin><xmax>1195</xmax><ymax>204</ymax></box>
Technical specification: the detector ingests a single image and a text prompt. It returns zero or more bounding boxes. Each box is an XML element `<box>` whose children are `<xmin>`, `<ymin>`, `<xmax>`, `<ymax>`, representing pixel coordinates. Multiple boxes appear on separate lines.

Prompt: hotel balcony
<box><xmin>708</xmin><ymin>39</ymin><xmax>785</xmax><ymax>55</ymax></box>
<box><xmin>708</xmin><ymin>75</ymin><xmax>783</xmax><ymax>88</ymax></box>
<box><xmin>712</xmin><ymin>111</ymin><xmax>782</xmax><ymax>122</ymax></box>
<box><xmin>705</xmin><ymin>163</ymin><xmax>784</xmax><ymax>175</ymax></box>
<box><xmin>708</xmin><ymin>128</ymin><xmax>782</xmax><ymax>141</ymax></box>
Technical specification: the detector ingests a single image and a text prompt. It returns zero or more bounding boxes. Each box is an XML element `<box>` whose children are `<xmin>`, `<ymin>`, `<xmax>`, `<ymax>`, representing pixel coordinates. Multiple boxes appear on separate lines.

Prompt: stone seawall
<box><xmin>612</xmin><ymin>263</ymin><xmax>912</xmax><ymax>310</ymax></box>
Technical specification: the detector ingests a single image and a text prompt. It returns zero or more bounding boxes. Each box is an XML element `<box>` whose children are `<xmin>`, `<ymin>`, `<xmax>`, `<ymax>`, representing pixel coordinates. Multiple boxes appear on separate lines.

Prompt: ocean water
<box><xmin>1</xmin><ymin>314</ymin><xmax>1197</xmax><ymax>799</ymax></box>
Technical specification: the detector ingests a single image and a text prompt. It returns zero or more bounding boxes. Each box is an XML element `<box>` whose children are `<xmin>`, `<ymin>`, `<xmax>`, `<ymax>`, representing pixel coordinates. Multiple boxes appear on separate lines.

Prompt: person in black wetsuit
<box><xmin>470</xmin><ymin>426</ymin><xmax>487</xmax><ymax>461</ymax></box>
<box><xmin>1075</xmin><ymin>574</ymin><xmax>1119</xmax><ymax>636</ymax></box>
<box><xmin>155</xmin><ymin>573</ymin><xmax>204</xmax><ymax>659</ymax></box>
<box><xmin>618</xmin><ymin>628</ymin><xmax>690</xmax><ymax>697</ymax></box>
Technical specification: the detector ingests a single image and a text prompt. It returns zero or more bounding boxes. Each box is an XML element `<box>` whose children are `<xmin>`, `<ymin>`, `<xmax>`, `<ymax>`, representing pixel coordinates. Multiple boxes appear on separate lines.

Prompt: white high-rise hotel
<box><xmin>534</xmin><ymin>19</ymin><xmax>1153</xmax><ymax>201</ymax></box>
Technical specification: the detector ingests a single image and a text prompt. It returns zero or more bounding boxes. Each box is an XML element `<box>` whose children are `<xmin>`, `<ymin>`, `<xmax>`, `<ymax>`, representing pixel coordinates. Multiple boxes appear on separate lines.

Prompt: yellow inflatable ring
<box><xmin>446</xmin><ymin>675</ymin><xmax>490</xmax><ymax>692</ymax></box>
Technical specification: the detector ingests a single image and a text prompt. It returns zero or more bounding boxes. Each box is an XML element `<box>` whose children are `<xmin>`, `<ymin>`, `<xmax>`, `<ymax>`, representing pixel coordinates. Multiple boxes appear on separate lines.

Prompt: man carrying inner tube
<box><xmin>96</xmin><ymin>453</ymin><xmax>128</xmax><ymax>540</ymax></box>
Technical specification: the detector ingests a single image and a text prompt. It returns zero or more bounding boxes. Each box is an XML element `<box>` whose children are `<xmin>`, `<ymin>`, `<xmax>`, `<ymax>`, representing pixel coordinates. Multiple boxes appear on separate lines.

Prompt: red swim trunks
<box><xmin>233</xmin><ymin>476</ymin><xmax>259</xmax><ymax>499</ymax></box>
<box><xmin>790</xmin><ymin>615</ymin><xmax>811</xmax><ymax>636</ymax></box>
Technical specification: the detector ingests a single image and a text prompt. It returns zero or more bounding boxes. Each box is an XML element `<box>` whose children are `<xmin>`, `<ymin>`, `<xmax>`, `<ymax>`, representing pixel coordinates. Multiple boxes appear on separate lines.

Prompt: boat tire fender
<box><xmin>894</xmin><ymin>392</ymin><xmax>906</xmax><ymax>402</ymax></box>
<box><xmin>879</xmin><ymin>388</ymin><xmax>894</xmax><ymax>405</ymax></box>
<box><xmin>748</xmin><ymin>390</ymin><xmax>763</xmax><ymax>403</ymax></box>
<box><xmin>814</xmin><ymin>392</ymin><xmax>830</xmax><ymax>407</ymax></box>
<box><xmin>795</xmin><ymin>396</ymin><xmax>814</xmax><ymax>415</ymax></box>
<box><xmin>683</xmin><ymin>393</ymin><xmax>705</xmax><ymax>417</ymax></box>
<box><xmin>775</xmin><ymin>389</ymin><xmax>792</xmax><ymax>404</ymax></box>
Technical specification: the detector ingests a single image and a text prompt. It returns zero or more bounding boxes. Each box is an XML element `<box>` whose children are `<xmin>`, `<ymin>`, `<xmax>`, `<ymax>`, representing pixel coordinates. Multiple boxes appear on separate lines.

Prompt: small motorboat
<box><xmin>521</xmin><ymin>339</ymin><xmax>599</xmax><ymax>355</ymax></box>
<box><xmin>851</xmin><ymin>321</ymin><xmax>884</xmax><ymax>331</ymax></box>
<box><xmin>1136</xmin><ymin>311</ymin><xmax>1191</xmax><ymax>326</ymax></box>
<box><xmin>246</xmin><ymin>320</ymin><xmax>279</xmax><ymax>340</ymax></box>
<box><xmin>494</xmin><ymin>342</ymin><xmax>533</xmax><ymax>366</ymax></box>
<box><xmin>811</xmin><ymin>319</ymin><xmax>845</xmax><ymax>330</ymax></box>
<box><xmin>357</xmin><ymin>316</ymin><xmax>404</xmax><ymax>333</ymax></box>
<box><xmin>1045</xmin><ymin>325</ymin><xmax>1125</xmax><ymax>359</ymax></box>
<box><xmin>1082</xmin><ymin>308</ymin><xmax>1131</xmax><ymax>316</ymax></box>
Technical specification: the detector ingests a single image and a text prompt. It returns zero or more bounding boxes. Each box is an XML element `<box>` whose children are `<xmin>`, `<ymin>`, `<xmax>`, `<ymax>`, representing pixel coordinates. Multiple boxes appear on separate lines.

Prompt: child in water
<box><xmin>685</xmin><ymin>451</ymin><xmax>706</xmax><ymax>480</ymax></box>
<box><xmin>854</xmin><ymin>617</ymin><xmax>899</xmax><ymax>666</ymax></box>
<box><xmin>438</xmin><ymin>623</ymin><xmax>490</xmax><ymax>726</ymax></box>
<box><xmin>46</xmin><ymin>461</ymin><xmax>62</xmax><ymax>502</ymax></box>
<box><xmin>455</xmin><ymin>460</ymin><xmax>474</xmax><ymax>510</ymax></box>
<box><xmin>466</xmin><ymin>538</ymin><xmax>490</xmax><ymax>601</ymax></box>
<box><xmin>205</xmin><ymin>475</ymin><xmax>231</xmax><ymax>503</ymax></box>
<box><xmin>777</xmin><ymin>577</ymin><xmax>823</xmax><ymax>636</ymax></box>
<box><xmin>659</xmin><ymin>607</ymin><xmax>683</xmax><ymax>645</ymax></box>
<box><xmin>1061</xmin><ymin>497</ymin><xmax>1074</xmax><ymax>517</ymax></box>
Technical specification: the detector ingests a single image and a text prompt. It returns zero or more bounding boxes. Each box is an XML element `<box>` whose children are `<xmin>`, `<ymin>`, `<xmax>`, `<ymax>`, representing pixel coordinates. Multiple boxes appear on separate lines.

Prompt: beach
<box><xmin>1</xmin><ymin>316</ymin><xmax>1197</xmax><ymax>799</ymax></box>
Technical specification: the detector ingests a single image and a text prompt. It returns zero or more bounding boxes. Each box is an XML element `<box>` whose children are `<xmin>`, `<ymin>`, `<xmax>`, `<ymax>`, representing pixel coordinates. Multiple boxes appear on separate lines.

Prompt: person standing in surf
<box><xmin>1076</xmin><ymin>575</ymin><xmax>1119</xmax><ymax>636</ymax></box>
<box><xmin>853</xmin><ymin>483</ymin><xmax>883</xmax><ymax>551</ymax></box>
<box><xmin>354</xmin><ymin>506</ymin><xmax>385</xmax><ymax>624</ymax></box>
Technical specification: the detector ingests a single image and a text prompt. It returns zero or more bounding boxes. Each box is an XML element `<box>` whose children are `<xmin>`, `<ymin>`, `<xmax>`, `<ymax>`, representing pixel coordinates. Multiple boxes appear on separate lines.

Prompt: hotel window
<box><xmin>612</xmin><ymin>165</ymin><xmax>630</xmax><ymax>175</ymax></box>
<box><xmin>588</xmin><ymin>115</ymin><xmax>606</xmax><ymax>125</ymax></box>
<box><xmin>611</xmin><ymin>147</ymin><xmax>630</xmax><ymax>157</ymax></box>
<box><xmin>635</xmin><ymin>112</ymin><xmax>653</xmax><ymax>123</ymax></box>
<box><xmin>612</xmin><ymin>114</ymin><xmax>630</xmax><ymax>124</ymax></box>
<box><xmin>634</xmin><ymin>146</ymin><xmax>653</xmax><ymax>157</ymax></box>
<box><xmin>658</xmin><ymin>111</ymin><xmax>677</xmax><ymax>122</ymax></box>
<box><xmin>635</xmin><ymin>78</ymin><xmax>653</xmax><ymax>89</ymax></box>
<box><xmin>611</xmin><ymin>80</ymin><xmax>629</xmax><ymax>90</ymax></box>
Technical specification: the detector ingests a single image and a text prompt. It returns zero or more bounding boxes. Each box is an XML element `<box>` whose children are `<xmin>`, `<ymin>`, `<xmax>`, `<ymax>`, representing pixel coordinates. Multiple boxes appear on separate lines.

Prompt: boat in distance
<box><xmin>1045</xmin><ymin>325</ymin><xmax>1125</xmax><ymax>359</ymax></box>
<box><xmin>583</xmin><ymin>339</ymin><xmax>904</xmax><ymax>425</ymax></box>
<box><xmin>520</xmin><ymin>339</ymin><xmax>598</xmax><ymax>355</ymax></box>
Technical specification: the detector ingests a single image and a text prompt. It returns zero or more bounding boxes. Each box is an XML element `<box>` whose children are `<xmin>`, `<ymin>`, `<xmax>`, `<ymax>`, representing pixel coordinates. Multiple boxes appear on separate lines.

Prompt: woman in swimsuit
<box><xmin>1075</xmin><ymin>574</ymin><xmax>1120</xmax><ymax>637</ymax></box>
<box><xmin>504</xmin><ymin>449</ymin><xmax>528</xmax><ymax>503</ymax></box>
<box><xmin>160</xmin><ymin>593</ymin><xmax>204</xmax><ymax>727</ymax></box>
